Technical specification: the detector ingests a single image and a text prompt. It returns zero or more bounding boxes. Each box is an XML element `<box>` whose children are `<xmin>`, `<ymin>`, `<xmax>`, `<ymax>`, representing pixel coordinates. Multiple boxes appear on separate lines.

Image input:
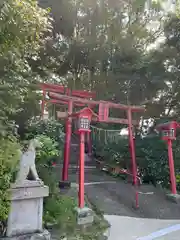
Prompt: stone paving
<box><xmin>105</xmin><ymin>215</ymin><xmax>180</xmax><ymax>240</ymax></box>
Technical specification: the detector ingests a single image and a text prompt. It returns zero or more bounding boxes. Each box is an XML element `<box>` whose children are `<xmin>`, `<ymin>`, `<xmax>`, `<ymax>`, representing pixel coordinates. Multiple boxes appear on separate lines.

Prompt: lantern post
<box><xmin>79</xmin><ymin>130</ymin><xmax>85</xmax><ymax>208</ymax></box>
<box><xmin>167</xmin><ymin>138</ymin><xmax>176</xmax><ymax>194</ymax></box>
<box><xmin>72</xmin><ymin>108</ymin><xmax>98</xmax><ymax>208</ymax></box>
<box><xmin>127</xmin><ymin>109</ymin><xmax>139</xmax><ymax>208</ymax></box>
<box><xmin>127</xmin><ymin>109</ymin><xmax>137</xmax><ymax>185</ymax></box>
<box><xmin>72</xmin><ymin>108</ymin><xmax>97</xmax><ymax>225</ymax></box>
<box><xmin>156</xmin><ymin>121</ymin><xmax>180</xmax><ymax>197</ymax></box>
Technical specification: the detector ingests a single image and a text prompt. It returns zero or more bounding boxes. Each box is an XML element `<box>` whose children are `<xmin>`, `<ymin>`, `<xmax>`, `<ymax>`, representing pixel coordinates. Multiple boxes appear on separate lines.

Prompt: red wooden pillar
<box><xmin>79</xmin><ymin>131</ymin><xmax>85</xmax><ymax>208</ymax></box>
<box><xmin>62</xmin><ymin>100</ymin><xmax>73</xmax><ymax>181</ymax></box>
<box><xmin>127</xmin><ymin>109</ymin><xmax>137</xmax><ymax>185</ymax></box>
<box><xmin>127</xmin><ymin>109</ymin><xmax>139</xmax><ymax>208</ymax></box>
<box><xmin>167</xmin><ymin>139</ymin><xmax>177</xmax><ymax>194</ymax></box>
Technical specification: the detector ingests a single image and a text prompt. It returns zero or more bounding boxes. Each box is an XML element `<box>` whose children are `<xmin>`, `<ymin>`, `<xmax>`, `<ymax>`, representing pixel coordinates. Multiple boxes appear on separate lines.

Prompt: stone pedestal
<box><xmin>75</xmin><ymin>207</ymin><xmax>94</xmax><ymax>225</ymax></box>
<box><xmin>7</xmin><ymin>181</ymin><xmax>49</xmax><ymax>237</ymax></box>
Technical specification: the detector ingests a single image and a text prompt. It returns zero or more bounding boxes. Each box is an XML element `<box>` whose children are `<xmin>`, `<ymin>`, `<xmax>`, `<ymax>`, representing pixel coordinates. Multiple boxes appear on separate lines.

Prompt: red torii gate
<box><xmin>49</xmin><ymin>91</ymin><xmax>144</xmax><ymax>175</ymax></box>
<box><xmin>52</xmin><ymin>91</ymin><xmax>145</xmax><ymax>208</ymax></box>
<box><xmin>40</xmin><ymin>83</ymin><xmax>96</xmax><ymax>183</ymax></box>
<box><xmin>40</xmin><ymin>83</ymin><xmax>145</xmax><ymax>206</ymax></box>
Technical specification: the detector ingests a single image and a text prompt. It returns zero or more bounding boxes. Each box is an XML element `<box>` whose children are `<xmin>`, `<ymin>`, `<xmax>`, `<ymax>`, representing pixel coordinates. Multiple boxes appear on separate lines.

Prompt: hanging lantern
<box><xmin>156</xmin><ymin>121</ymin><xmax>179</xmax><ymax>141</ymax></box>
<box><xmin>72</xmin><ymin>107</ymin><xmax>98</xmax><ymax>134</ymax></box>
<box><xmin>76</xmin><ymin>116</ymin><xmax>90</xmax><ymax>132</ymax></box>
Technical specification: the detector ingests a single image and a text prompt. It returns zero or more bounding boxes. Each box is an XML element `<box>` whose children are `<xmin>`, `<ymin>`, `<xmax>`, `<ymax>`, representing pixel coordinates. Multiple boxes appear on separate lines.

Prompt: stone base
<box><xmin>59</xmin><ymin>181</ymin><xmax>71</xmax><ymax>189</ymax></box>
<box><xmin>132</xmin><ymin>203</ymin><xmax>140</xmax><ymax>210</ymax></box>
<box><xmin>1</xmin><ymin>230</ymin><xmax>51</xmax><ymax>240</ymax></box>
<box><xmin>166</xmin><ymin>193</ymin><xmax>180</xmax><ymax>204</ymax></box>
<box><xmin>11</xmin><ymin>180</ymin><xmax>44</xmax><ymax>189</ymax></box>
<box><xmin>7</xmin><ymin>182</ymin><xmax>49</xmax><ymax>237</ymax></box>
<box><xmin>75</xmin><ymin>207</ymin><xmax>94</xmax><ymax>225</ymax></box>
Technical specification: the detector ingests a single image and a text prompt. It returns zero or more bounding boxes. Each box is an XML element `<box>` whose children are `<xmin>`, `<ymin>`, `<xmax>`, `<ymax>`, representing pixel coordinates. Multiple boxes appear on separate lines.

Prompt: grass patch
<box><xmin>50</xmin><ymin>187</ymin><xmax>110</xmax><ymax>240</ymax></box>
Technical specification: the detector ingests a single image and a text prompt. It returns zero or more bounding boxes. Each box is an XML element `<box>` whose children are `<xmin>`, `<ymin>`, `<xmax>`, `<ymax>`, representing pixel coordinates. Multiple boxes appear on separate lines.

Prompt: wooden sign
<box><xmin>57</xmin><ymin>111</ymin><xmax>68</xmax><ymax>119</ymax></box>
<box><xmin>98</xmin><ymin>102</ymin><xmax>109</xmax><ymax>121</ymax></box>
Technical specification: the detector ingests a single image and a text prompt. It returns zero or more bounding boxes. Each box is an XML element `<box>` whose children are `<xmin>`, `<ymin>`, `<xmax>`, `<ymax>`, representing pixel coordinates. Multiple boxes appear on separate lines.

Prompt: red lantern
<box><xmin>156</xmin><ymin>121</ymin><xmax>180</xmax><ymax>195</ymax></box>
<box><xmin>70</xmin><ymin>107</ymin><xmax>98</xmax><ymax>208</ymax></box>
<box><xmin>72</xmin><ymin>108</ymin><xmax>98</xmax><ymax>134</ymax></box>
<box><xmin>156</xmin><ymin>121</ymin><xmax>177</xmax><ymax>141</ymax></box>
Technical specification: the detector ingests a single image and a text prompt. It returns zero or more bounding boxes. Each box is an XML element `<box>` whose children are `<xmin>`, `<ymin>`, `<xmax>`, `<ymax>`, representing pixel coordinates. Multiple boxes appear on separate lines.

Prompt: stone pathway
<box><xmin>105</xmin><ymin>215</ymin><xmax>180</xmax><ymax>240</ymax></box>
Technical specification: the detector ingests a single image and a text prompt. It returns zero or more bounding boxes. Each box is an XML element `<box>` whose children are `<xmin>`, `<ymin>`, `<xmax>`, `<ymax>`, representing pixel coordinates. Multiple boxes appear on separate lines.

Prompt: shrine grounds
<box><xmin>54</xmin><ymin>159</ymin><xmax>180</xmax><ymax>240</ymax></box>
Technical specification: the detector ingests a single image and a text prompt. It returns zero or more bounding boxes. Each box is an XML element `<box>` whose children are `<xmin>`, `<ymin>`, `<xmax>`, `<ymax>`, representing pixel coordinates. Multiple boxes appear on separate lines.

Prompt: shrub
<box><xmin>29</xmin><ymin>134</ymin><xmax>76</xmax><ymax>232</ymax></box>
<box><xmin>35</xmin><ymin>134</ymin><xmax>60</xmax><ymax>166</ymax></box>
<box><xmin>26</xmin><ymin>119</ymin><xmax>64</xmax><ymax>144</ymax></box>
<box><xmin>135</xmin><ymin>136</ymin><xmax>169</xmax><ymax>187</ymax></box>
<box><xmin>0</xmin><ymin>136</ymin><xmax>21</xmax><ymax>236</ymax></box>
<box><xmin>93</xmin><ymin>134</ymin><xmax>173</xmax><ymax>188</ymax></box>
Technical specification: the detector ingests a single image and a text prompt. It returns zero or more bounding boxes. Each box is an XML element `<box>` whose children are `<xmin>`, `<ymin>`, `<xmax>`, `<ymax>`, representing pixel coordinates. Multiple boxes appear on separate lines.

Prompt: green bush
<box><xmin>32</xmin><ymin>135</ymin><xmax>61</xmax><ymax>220</ymax></box>
<box><xmin>35</xmin><ymin>134</ymin><xmax>60</xmax><ymax>166</ymax></box>
<box><xmin>0</xmin><ymin>136</ymin><xmax>21</xmax><ymax>236</ymax></box>
<box><xmin>26</xmin><ymin>118</ymin><xmax>65</xmax><ymax>164</ymax></box>
<box><xmin>135</xmin><ymin>136</ymin><xmax>169</xmax><ymax>187</ymax></box>
<box><xmin>44</xmin><ymin>194</ymin><xmax>76</xmax><ymax>233</ymax></box>
<box><xmin>93</xmin><ymin>133</ymin><xmax>179</xmax><ymax>188</ymax></box>
<box><xmin>26</xmin><ymin>119</ymin><xmax>64</xmax><ymax>144</ymax></box>
<box><xmin>93</xmin><ymin>137</ymin><xmax>130</xmax><ymax>168</ymax></box>
<box><xmin>32</xmin><ymin>134</ymin><xmax>77</xmax><ymax>234</ymax></box>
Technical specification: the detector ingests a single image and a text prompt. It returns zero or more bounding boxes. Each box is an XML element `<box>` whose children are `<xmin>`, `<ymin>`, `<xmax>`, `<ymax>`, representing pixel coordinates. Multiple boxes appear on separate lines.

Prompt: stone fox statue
<box><xmin>15</xmin><ymin>139</ymin><xmax>42</xmax><ymax>184</ymax></box>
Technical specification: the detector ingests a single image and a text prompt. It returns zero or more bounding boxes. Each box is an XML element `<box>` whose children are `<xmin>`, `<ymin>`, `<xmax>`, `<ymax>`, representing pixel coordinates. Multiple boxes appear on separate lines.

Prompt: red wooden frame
<box><xmin>40</xmin><ymin>83</ymin><xmax>145</xmax><ymax>209</ymax></box>
<box><xmin>40</xmin><ymin>83</ymin><xmax>96</xmax><ymax>182</ymax></box>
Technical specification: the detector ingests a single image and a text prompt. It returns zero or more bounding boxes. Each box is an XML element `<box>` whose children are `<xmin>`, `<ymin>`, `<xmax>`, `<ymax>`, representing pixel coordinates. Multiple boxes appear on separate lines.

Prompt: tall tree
<box><xmin>0</xmin><ymin>0</ymin><xmax>51</xmax><ymax>135</ymax></box>
<box><xmin>144</xmin><ymin>15</ymin><xmax>180</xmax><ymax>118</ymax></box>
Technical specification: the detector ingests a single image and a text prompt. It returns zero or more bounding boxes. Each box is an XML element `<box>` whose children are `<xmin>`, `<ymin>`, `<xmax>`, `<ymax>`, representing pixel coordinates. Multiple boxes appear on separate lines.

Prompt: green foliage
<box><xmin>27</xmin><ymin>134</ymin><xmax>61</xmax><ymax>223</ymax></box>
<box><xmin>176</xmin><ymin>174</ymin><xmax>180</xmax><ymax>191</ymax></box>
<box><xmin>26</xmin><ymin>119</ymin><xmax>65</xmax><ymax>165</ymax></box>
<box><xmin>35</xmin><ymin>134</ymin><xmax>59</xmax><ymax>165</ymax></box>
<box><xmin>0</xmin><ymin>0</ymin><xmax>51</xmax><ymax>136</ymax></box>
<box><xmin>37</xmin><ymin>0</ymin><xmax>166</xmax><ymax>108</ymax></box>
<box><xmin>93</xmin><ymin>136</ymin><xmax>130</xmax><ymax>168</ymax></box>
<box><xmin>0</xmin><ymin>136</ymin><xmax>21</xmax><ymax>236</ymax></box>
<box><xmin>0</xmin><ymin>0</ymin><xmax>50</xmax><ymax>55</ymax></box>
<box><xmin>93</xmin><ymin>133</ymin><xmax>180</xmax><ymax>188</ymax></box>
<box><xmin>26</xmin><ymin>119</ymin><xmax>64</xmax><ymax>143</ymax></box>
<box><xmin>135</xmin><ymin>136</ymin><xmax>170</xmax><ymax>187</ymax></box>
<box><xmin>44</xmin><ymin>194</ymin><xmax>76</xmax><ymax>233</ymax></box>
<box><xmin>32</xmin><ymin>134</ymin><xmax>77</xmax><ymax>234</ymax></box>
